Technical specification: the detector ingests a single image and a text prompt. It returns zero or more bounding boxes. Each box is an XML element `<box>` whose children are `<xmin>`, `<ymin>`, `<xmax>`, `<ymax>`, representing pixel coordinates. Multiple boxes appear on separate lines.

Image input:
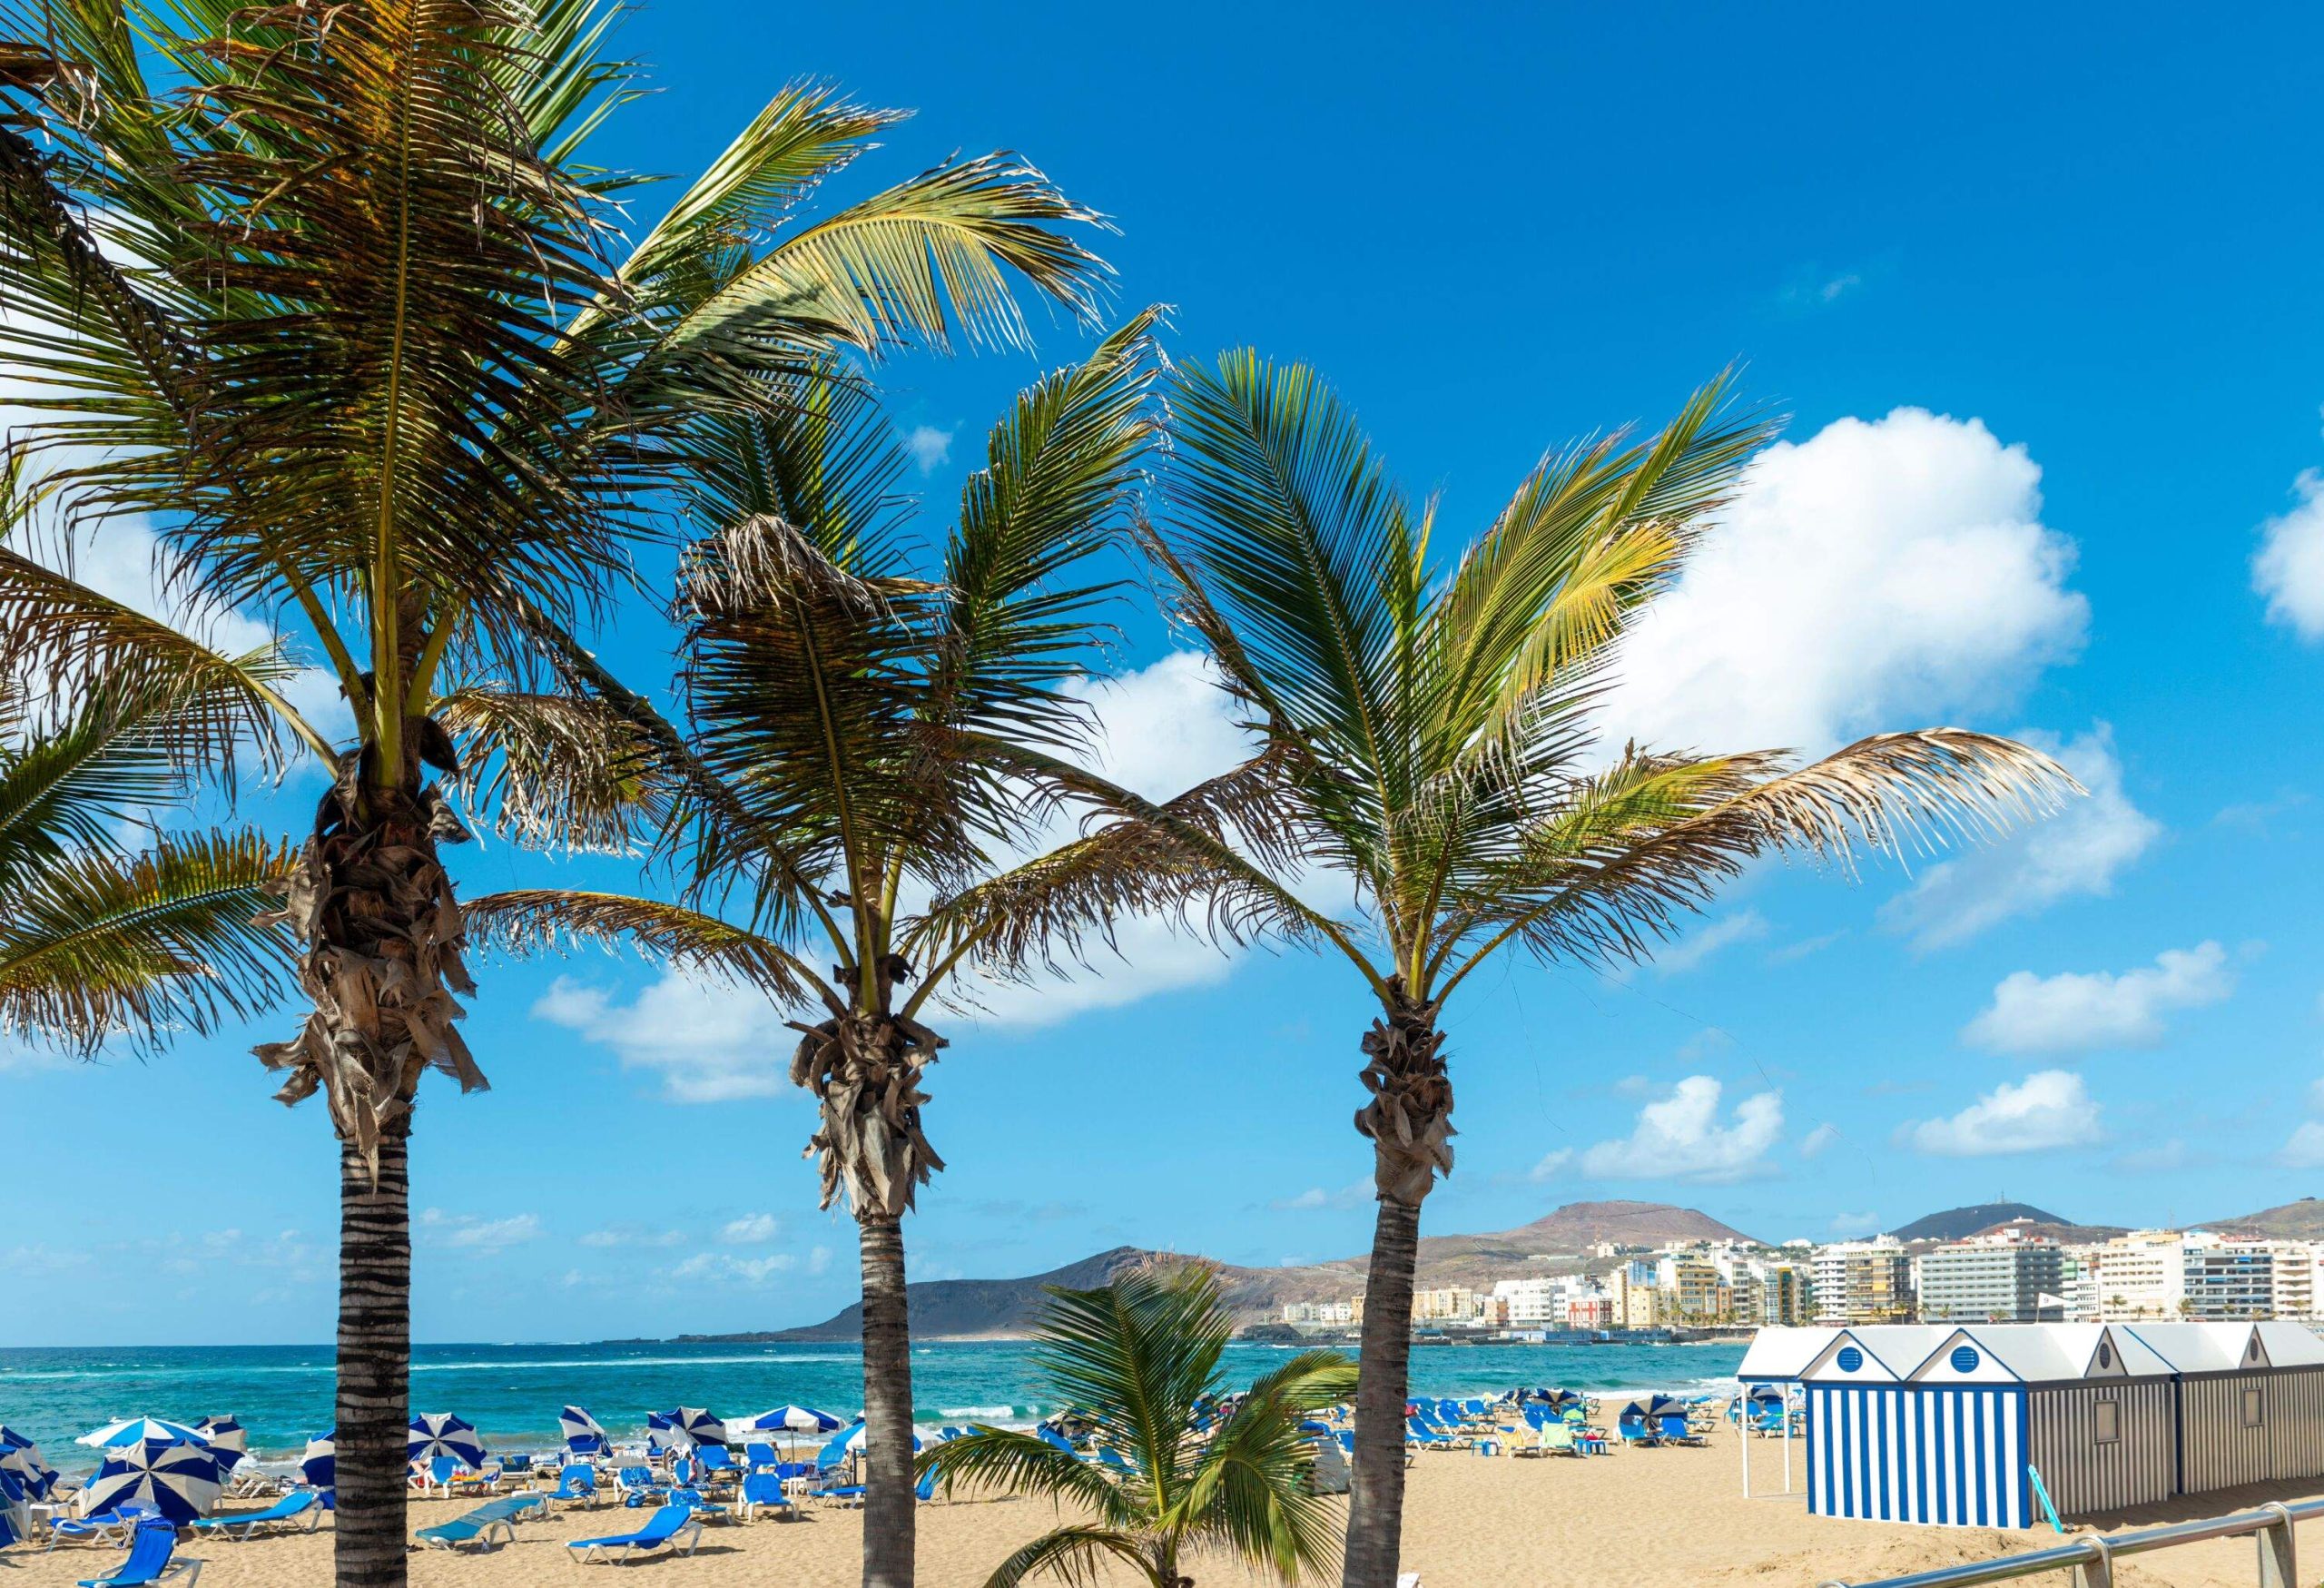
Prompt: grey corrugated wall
<box><xmin>2027</xmin><ymin>1382</ymin><xmax>2175</xmax><ymax>1515</ymax></box>
<box><xmin>2179</xmin><ymin>1367</ymin><xmax>2324</xmax><ymax>1494</ymax></box>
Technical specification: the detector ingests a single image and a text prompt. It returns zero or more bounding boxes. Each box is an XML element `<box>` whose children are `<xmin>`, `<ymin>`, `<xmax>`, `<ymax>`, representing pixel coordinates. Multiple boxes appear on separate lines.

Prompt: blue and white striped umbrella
<box><xmin>840</xmin><ymin>1419</ymin><xmax>920</xmax><ymax>1454</ymax></box>
<box><xmin>406</xmin><ymin>1414</ymin><xmax>487</xmax><ymax>1470</ymax></box>
<box><xmin>650</xmin><ymin>1408</ymin><xmax>727</xmax><ymax>1449</ymax></box>
<box><xmin>76</xmin><ymin>1417</ymin><xmax>212</xmax><ymax>1450</ymax></box>
<box><xmin>194</xmin><ymin>1417</ymin><xmax>247</xmax><ymax>1469</ymax></box>
<box><xmin>300</xmin><ymin>1433</ymin><xmax>335</xmax><ymax>1493</ymax></box>
<box><xmin>556</xmin><ymin>1406</ymin><xmax>607</xmax><ymax>1455</ymax></box>
<box><xmin>0</xmin><ymin>1429</ymin><xmax>56</xmax><ymax>1501</ymax></box>
<box><xmin>81</xmin><ymin>1437</ymin><xmax>227</xmax><ymax>1524</ymax></box>
<box><xmin>0</xmin><ymin>1465</ymin><xmax>26</xmax><ymax>1549</ymax></box>
<box><xmin>734</xmin><ymin>1406</ymin><xmax>842</xmax><ymax>1434</ymax></box>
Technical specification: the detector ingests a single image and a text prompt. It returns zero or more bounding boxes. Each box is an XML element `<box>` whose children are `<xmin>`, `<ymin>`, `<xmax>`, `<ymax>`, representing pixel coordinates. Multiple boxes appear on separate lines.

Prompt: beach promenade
<box><xmin>13</xmin><ymin>1424</ymin><xmax>2321</xmax><ymax>1588</ymax></box>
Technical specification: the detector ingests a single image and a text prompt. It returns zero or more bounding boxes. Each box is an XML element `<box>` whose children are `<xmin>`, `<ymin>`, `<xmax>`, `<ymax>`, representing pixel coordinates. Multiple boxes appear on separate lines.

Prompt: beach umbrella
<box><xmin>0</xmin><ymin>1466</ymin><xmax>25</xmax><ymax>1549</ymax></box>
<box><xmin>734</xmin><ymin>1405</ymin><xmax>842</xmax><ymax>1435</ymax></box>
<box><xmin>76</xmin><ymin>1417</ymin><xmax>212</xmax><ymax>1450</ymax></box>
<box><xmin>406</xmin><ymin>1414</ymin><xmax>487</xmax><ymax>1471</ymax></box>
<box><xmin>649</xmin><ymin>1408</ymin><xmax>727</xmax><ymax>1449</ymax></box>
<box><xmin>81</xmin><ymin>1437</ymin><xmax>227</xmax><ymax>1524</ymax></box>
<box><xmin>0</xmin><ymin>1429</ymin><xmax>56</xmax><ymax>1501</ymax></box>
<box><xmin>557</xmin><ymin>1406</ymin><xmax>607</xmax><ymax>1455</ymax></box>
<box><xmin>842</xmin><ymin>1419</ymin><xmax>919</xmax><ymax>1454</ymax></box>
<box><xmin>299</xmin><ymin>1432</ymin><xmax>335</xmax><ymax>1493</ymax></box>
<box><xmin>194</xmin><ymin>1417</ymin><xmax>248</xmax><ymax>1468</ymax></box>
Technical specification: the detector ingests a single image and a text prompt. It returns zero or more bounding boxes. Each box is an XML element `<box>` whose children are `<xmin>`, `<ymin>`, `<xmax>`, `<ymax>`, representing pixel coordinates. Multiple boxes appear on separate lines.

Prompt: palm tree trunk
<box><xmin>1342</xmin><ymin>980</ymin><xmax>1451</xmax><ymax>1588</ymax></box>
<box><xmin>1342</xmin><ymin>1194</ymin><xmax>1421</xmax><ymax>1588</ymax></box>
<box><xmin>858</xmin><ymin>1211</ymin><xmax>915</xmax><ymax>1588</ymax></box>
<box><xmin>336</xmin><ymin>1131</ymin><xmax>410</xmax><ymax>1588</ymax></box>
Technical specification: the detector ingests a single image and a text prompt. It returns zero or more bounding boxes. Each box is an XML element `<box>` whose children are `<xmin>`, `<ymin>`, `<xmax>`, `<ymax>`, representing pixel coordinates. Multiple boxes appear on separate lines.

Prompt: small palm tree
<box><xmin>0</xmin><ymin>7</ymin><xmax>1107</xmax><ymax>1583</ymax></box>
<box><xmin>923</xmin><ymin>1267</ymin><xmax>1357</xmax><ymax>1588</ymax></box>
<box><xmin>1024</xmin><ymin>355</ymin><xmax>2084</xmax><ymax>1588</ymax></box>
<box><xmin>464</xmin><ymin>314</ymin><xmax>1165</xmax><ymax>1587</ymax></box>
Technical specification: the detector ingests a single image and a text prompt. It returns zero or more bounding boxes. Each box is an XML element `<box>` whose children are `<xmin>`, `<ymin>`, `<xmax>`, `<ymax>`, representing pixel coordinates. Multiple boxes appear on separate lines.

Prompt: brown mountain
<box><xmin>2200</xmin><ymin>1197</ymin><xmax>2324</xmax><ymax>1238</ymax></box>
<box><xmin>734</xmin><ymin>1200</ymin><xmax>1755</xmax><ymax>1340</ymax></box>
<box><xmin>1893</xmin><ymin>1203</ymin><xmax>2125</xmax><ymax>1245</ymax></box>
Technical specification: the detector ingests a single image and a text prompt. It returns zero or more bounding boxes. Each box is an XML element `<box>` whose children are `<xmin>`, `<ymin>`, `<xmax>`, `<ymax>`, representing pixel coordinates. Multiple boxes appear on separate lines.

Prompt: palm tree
<box><xmin>1039</xmin><ymin>354</ymin><xmax>2082</xmax><ymax>1588</ymax></box>
<box><xmin>0</xmin><ymin>660</ymin><xmax>292</xmax><ymax>1050</ymax></box>
<box><xmin>0</xmin><ymin>6</ymin><xmax>1108</xmax><ymax>1583</ymax></box>
<box><xmin>463</xmin><ymin>313</ymin><xmax>1164</xmax><ymax>1588</ymax></box>
<box><xmin>922</xmin><ymin>1267</ymin><xmax>1356</xmax><ymax>1588</ymax></box>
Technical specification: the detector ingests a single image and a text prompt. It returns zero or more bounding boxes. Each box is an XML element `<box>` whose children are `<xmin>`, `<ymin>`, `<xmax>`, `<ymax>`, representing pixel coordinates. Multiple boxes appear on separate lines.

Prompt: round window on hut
<box><xmin>2097</xmin><ymin>1342</ymin><xmax>2112</xmax><ymax>1368</ymax></box>
<box><xmin>1951</xmin><ymin>1346</ymin><xmax>1980</xmax><ymax>1373</ymax></box>
<box><xmin>1836</xmin><ymin>1347</ymin><xmax>1863</xmax><ymax>1373</ymax></box>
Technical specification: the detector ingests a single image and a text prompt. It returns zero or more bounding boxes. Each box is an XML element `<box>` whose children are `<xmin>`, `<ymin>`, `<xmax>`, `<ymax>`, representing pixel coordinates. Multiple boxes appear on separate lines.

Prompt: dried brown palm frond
<box><xmin>434</xmin><ymin>686</ymin><xmax>675</xmax><ymax>854</ymax></box>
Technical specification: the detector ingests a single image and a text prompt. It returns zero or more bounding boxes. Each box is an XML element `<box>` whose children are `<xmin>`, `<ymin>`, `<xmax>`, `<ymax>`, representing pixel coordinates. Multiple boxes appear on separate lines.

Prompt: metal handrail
<box><xmin>1816</xmin><ymin>1494</ymin><xmax>2324</xmax><ymax>1588</ymax></box>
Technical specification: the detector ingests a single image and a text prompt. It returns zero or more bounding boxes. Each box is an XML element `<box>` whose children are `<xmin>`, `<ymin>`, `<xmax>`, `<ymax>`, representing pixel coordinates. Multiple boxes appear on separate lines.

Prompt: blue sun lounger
<box><xmin>736</xmin><ymin>1473</ymin><xmax>792</xmax><ymax>1522</ymax></box>
<box><xmin>189</xmin><ymin>1489</ymin><xmax>326</xmax><ymax>1540</ymax></box>
<box><xmin>547</xmin><ymin>1464</ymin><xmax>599</xmax><ymax>1507</ymax></box>
<box><xmin>566</xmin><ymin>1504</ymin><xmax>704</xmax><ymax>1565</ymax></box>
<box><xmin>76</xmin><ymin>1520</ymin><xmax>202</xmax><ymax>1588</ymax></box>
<box><xmin>415</xmin><ymin>1493</ymin><xmax>545</xmax><ymax>1552</ymax></box>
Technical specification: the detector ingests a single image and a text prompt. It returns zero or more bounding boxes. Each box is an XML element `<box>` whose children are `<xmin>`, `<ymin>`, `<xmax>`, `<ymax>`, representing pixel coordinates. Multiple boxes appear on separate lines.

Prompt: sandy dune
<box><xmin>8</xmin><ymin>1424</ymin><xmax>2319</xmax><ymax>1587</ymax></box>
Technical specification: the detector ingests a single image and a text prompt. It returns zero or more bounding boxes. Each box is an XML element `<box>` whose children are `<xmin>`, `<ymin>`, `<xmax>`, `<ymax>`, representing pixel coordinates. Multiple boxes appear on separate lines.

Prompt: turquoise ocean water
<box><xmin>0</xmin><ymin>1338</ymin><xmax>1746</xmax><ymax>1475</ymax></box>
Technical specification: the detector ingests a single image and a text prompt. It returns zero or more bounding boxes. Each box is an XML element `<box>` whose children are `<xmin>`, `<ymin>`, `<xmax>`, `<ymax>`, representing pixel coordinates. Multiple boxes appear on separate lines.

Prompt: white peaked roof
<box><xmin>2125</xmin><ymin>1321</ymin><xmax>2324</xmax><ymax>1373</ymax></box>
<box><xmin>1798</xmin><ymin>1326</ymin><xmax>1955</xmax><ymax>1383</ymax></box>
<box><xmin>1910</xmin><ymin>1325</ymin><xmax>2173</xmax><ymax>1384</ymax></box>
<box><xmin>1738</xmin><ymin>1327</ymin><xmax>1841</xmax><ymax>1381</ymax></box>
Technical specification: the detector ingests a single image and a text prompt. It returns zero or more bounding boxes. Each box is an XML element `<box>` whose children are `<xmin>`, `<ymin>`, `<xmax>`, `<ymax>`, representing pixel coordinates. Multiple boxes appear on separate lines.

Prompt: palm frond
<box><xmin>0</xmin><ymin>826</ymin><xmax>294</xmax><ymax>1050</ymax></box>
<box><xmin>433</xmin><ymin>686</ymin><xmax>675</xmax><ymax>854</ymax></box>
<box><xmin>918</xmin><ymin>1429</ymin><xmax>1136</xmax><ymax>1527</ymax></box>
<box><xmin>460</xmin><ymin>888</ymin><xmax>831</xmax><ymax>1011</ymax></box>
<box><xmin>977</xmin><ymin>1523</ymin><xmax>1163</xmax><ymax>1588</ymax></box>
<box><xmin>650</xmin><ymin>151</ymin><xmax>1110</xmax><ymax>365</ymax></box>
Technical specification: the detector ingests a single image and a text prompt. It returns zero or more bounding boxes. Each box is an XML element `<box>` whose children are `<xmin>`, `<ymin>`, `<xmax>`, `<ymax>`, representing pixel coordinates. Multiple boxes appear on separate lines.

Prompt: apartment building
<box><xmin>1916</xmin><ymin>1238</ymin><xmax>2065</xmax><ymax>1322</ymax></box>
<box><xmin>1813</xmin><ymin>1238</ymin><xmax>1913</xmax><ymax>1324</ymax></box>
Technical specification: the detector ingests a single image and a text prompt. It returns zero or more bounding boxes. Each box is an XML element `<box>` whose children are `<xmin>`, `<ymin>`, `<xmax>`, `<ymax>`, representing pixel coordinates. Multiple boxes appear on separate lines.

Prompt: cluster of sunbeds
<box><xmin>1394</xmin><ymin>1390</ymin><xmax>1724</xmax><ymax>1459</ymax></box>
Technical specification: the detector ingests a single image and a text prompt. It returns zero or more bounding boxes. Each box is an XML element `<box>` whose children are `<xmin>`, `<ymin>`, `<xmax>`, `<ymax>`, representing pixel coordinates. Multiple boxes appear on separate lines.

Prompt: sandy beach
<box><xmin>12</xmin><ymin>1424</ymin><xmax>2322</xmax><ymax>1588</ymax></box>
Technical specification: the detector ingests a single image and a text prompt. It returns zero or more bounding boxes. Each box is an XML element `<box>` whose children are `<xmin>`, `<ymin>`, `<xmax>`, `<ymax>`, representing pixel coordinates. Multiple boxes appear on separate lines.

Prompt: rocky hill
<box><xmin>728</xmin><ymin>1200</ymin><xmax>1755</xmax><ymax>1340</ymax></box>
<box><xmin>1890</xmin><ymin>1203</ymin><xmax>2117</xmax><ymax>1243</ymax></box>
<box><xmin>2201</xmin><ymin>1197</ymin><xmax>2324</xmax><ymax>1238</ymax></box>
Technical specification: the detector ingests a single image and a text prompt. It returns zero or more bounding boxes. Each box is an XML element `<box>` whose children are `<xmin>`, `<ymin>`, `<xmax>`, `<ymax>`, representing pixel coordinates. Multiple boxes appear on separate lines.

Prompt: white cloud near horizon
<box><xmin>1604</xmin><ymin>408</ymin><xmax>2088</xmax><ymax>757</ymax></box>
<box><xmin>671</xmin><ymin>1251</ymin><xmax>793</xmax><ymax>1285</ymax></box>
<box><xmin>1269</xmin><ymin>1179</ymin><xmax>1371</xmax><ymax>1212</ymax></box>
<box><xmin>2254</xmin><ymin>468</ymin><xmax>2324</xmax><ymax>640</ymax></box>
<box><xmin>419</xmin><ymin>1209</ymin><xmax>542</xmax><ymax>1252</ymax></box>
<box><xmin>1961</xmin><ymin>942</ymin><xmax>2234</xmax><ymax>1054</ymax></box>
<box><xmin>1799</xmin><ymin>1122</ymin><xmax>1840</xmax><ymax>1159</ymax></box>
<box><xmin>1578</xmin><ymin>1075</ymin><xmax>1783</xmax><ymax>1183</ymax></box>
<box><xmin>1902</xmin><ymin>1070</ymin><xmax>2100</xmax><ymax>1156</ymax></box>
<box><xmin>1878</xmin><ymin>725</ymin><xmax>2160</xmax><ymax>949</ymax></box>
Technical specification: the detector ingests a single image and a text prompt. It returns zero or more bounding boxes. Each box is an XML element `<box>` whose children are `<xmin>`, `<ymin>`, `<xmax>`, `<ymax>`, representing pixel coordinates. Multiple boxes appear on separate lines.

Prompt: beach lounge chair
<box><xmin>407</xmin><ymin>1457</ymin><xmax>463</xmax><ymax>1497</ymax></box>
<box><xmin>547</xmin><ymin>1465</ymin><xmax>599</xmax><ymax>1508</ymax></box>
<box><xmin>614</xmin><ymin>1466</ymin><xmax>665</xmax><ymax>1508</ymax></box>
<box><xmin>743</xmin><ymin>1443</ymin><xmax>778</xmax><ymax>1472</ymax></box>
<box><xmin>415</xmin><ymin>1494</ymin><xmax>544</xmax><ymax>1552</ymax></box>
<box><xmin>1658</xmin><ymin>1414</ymin><xmax>1706</xmax><ymax>1446</ymax></box>
<box><xmin>48</xmin><ymin>1505</ymin><xmax>159</xmax><ymax>1550</ymax></box>
<box><xmin>1615</xmin><ymin>1414</ymin><xmax>1657</xmax><ymax>1447</ymax></box>
<box><xmin>1404</xmin><ymin>1417</ymin><xmax>1460</xmax><ymax>1450</ymax></box>
<box><xmin>188</xmin><ymin>1489</ymin><xmax>325</xmax><ymax>1540</ymax></box>
<box><xmin>566</xmin><ymin>1504</ymin><xmax>704</xmax><ymax>1566</ymax></box>
<box><xmin>694</xmin><ymin>1448</ymin><xmax>739</xmax><ymax>1482</ymax></box>
<box><xmin>736</xmin><ymin>1474</ymin><xmax>792</xmax><ymax>1522</ymax></box>
<box><xmin>74</xmin><ymin>1521</ymin><xmax>201</xmax><ymax>1588</ymax></box>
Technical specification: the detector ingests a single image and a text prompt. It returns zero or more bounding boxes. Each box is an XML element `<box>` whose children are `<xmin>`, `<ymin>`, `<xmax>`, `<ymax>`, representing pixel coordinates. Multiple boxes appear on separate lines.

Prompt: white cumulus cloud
<box><xmin>671</xmin><ymin>1251</ymin><xmax>793</xmax><ymax>1285</ymax></box>
<box><xmin>1605</xmin><ymin>408</ymin><xmax>2087</xmax><ymax>757</ymax></box>
<box><xmin>2254</xmin><ymin>468</ymin><xmax>2324</xmax><ymax>640</ymax></box>
<box><xmin>720</xmin><ymin>1213</ymin><xmax>781</xmax><ymax>1245</ymax></box>
<box><xmin>1962</xmin><ymin>942</ymin><xmax>2234</xmax><ymax>1054</ymax></box>
<box><xmin>905</xmin><ymin>424</ymin><xmax>955</xmax><ymax>475</ymax></box>
<box><xmin>1799</xmin><ymin>1122</ymin><xmax>1840</xmax><ymax>1159</ymax></box>
<box><xmin>531</xmin><ymin>971</ymin><xmax>799</xmax><ymax>1103</ymax></box>
<box><xmin>1878</xmin><ymin>725</ymin><xmax>2160</xmax><ymax>948</ymax></box>
<box><xmin>420</xmin><ymin>1210</ymin><xmax>542</xmax><ymax>1252</ymax></box>
<box><xmin>1902</xmin><ymin>1070</ymin><xmax>2100</xmax><ymax>1156</ymax></box>
<box><xmin>1579</xmin><ymin>1075</ymin><xmax>1783</xmax><ymax>1183</ymax></box>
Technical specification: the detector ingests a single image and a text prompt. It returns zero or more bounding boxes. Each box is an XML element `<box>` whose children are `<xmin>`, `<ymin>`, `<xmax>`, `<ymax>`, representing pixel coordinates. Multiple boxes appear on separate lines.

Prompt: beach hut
<box><xmin>1736</xmin><ymin>1327</ymin><xmax>1837</xmax><ymax>1497</ymax></box>
<box><xmin>1786</xmin><ymin>1323</ymin><xmax>2181</xmax><ymax>1527</ymax></box>
<box><xmin>2125</xmin><ymin>1321</ymin><xmax>2324</xmax><ymax>1494</ymax></box>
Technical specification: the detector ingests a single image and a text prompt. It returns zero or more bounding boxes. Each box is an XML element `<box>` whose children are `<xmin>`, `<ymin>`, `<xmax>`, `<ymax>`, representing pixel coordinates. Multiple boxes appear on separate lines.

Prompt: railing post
<box><xmin>2072</xmin><ymin>1534</ymin><xmax>2113</xmax><ymax>1588</ymax></box>
<box><xmin>2257</xmin><ymin>1501</ymin><xmax>2296</xmax><ymax>1588</ymax></box>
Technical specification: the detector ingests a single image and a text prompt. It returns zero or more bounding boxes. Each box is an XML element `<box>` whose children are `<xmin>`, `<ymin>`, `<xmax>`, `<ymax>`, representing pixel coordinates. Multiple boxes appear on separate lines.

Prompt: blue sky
<box><xmin>9</xmin><ymin>4</ymin><xmax>2324</xmax><ymax>1345</ymax></box>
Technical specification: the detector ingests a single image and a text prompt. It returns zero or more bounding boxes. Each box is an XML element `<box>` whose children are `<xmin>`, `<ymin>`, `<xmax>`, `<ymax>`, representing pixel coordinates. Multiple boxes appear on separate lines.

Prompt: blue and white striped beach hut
<box><xmin>1778</xmin><ymin>1323</ymin><xmax>2182</xmax><ymax>1528</ymax></box>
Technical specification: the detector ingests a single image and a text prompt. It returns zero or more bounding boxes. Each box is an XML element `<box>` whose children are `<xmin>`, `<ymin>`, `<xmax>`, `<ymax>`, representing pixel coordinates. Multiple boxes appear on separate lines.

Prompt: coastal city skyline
<box><xmin>6</xmin><ymin>5</ymin><xmax>2324</xmax><ymax>1359</ymax></box>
